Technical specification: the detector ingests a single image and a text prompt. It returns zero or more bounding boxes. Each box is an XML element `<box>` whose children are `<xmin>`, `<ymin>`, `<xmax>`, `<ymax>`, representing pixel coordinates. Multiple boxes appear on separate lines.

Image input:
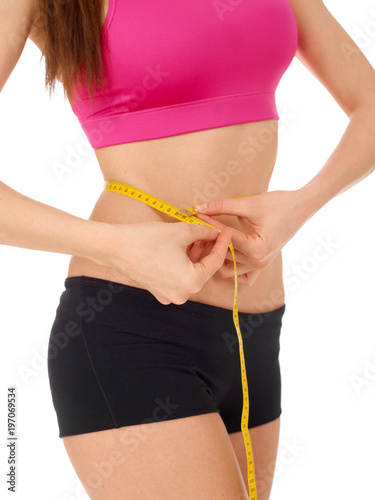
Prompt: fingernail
<box><xmin>195</xmin><ymin>203</ymin><xmax>207</xmax><ymax>213</ymax></box>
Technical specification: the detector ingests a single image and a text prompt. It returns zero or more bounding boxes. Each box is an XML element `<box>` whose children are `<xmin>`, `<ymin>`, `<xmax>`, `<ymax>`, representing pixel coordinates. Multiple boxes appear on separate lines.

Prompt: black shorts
<box><xmin>47</xmin><ymin>276</ymin><xmax>286</xmax><ymax>438</ymax></box>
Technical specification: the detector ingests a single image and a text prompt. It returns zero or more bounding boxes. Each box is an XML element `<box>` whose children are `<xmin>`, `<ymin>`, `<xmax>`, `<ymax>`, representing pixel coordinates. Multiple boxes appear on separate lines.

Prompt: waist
<box><xmin>67</xmin><ymin>182</ymin><xmax>285</xmax><ymax>315</ymax></box>
<box><xmin>68</xmin><ymin>121</ymin><xmax>284</xmax><ymax>313</ymax></box>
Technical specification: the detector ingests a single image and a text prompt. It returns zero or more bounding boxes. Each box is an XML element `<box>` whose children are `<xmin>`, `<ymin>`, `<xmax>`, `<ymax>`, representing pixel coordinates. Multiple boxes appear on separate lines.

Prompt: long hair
<box><xmin>35</xmin><ymin>0</ymin><xmax>110</xmax><ymax>107</ymax></box>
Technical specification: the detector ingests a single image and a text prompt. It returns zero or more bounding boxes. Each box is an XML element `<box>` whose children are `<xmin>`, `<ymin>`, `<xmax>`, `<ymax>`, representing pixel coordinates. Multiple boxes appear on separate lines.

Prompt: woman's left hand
<box><xmin>188</xmin><ymin>189</ymin><xmax>308</xmax><ymax>286</ymax></box>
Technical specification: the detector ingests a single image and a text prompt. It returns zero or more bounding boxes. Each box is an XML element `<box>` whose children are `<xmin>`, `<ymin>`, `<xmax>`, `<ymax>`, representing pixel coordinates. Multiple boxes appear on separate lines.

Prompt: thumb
<box><xmin>193</xmin><ymin>226</ymin><xmax>233</xmax><ymax>279</ymax></box>
<box><xmin>193</xmin><ymin>197</ymin><xmax>250</xmax><ymax>216</ymax></box>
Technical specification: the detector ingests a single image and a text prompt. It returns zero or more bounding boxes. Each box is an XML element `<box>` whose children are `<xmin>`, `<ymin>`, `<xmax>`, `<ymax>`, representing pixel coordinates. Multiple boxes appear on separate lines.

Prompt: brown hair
<box><xmin>35</xmin><ymin>0</ymin><xmax>110</xmax><ymax>107</ymax></box>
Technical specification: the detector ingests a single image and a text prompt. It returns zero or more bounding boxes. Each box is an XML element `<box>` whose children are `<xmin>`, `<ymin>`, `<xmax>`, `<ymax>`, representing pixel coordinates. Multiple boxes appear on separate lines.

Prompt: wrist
<box><xmin>292</xmin><ymin>181</ymin><xmax>333</xmax><ymax>224</ymax></box>
<box><xmin>79</xmin><ymin>220</ymin><xmax>120</xmax><ymax>267</ymax></box>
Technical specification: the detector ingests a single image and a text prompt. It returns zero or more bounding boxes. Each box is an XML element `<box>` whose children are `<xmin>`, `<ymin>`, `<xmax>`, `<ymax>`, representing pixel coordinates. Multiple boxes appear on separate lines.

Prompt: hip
<box><xmin>48</xmin><ymin>274</ymin><xmax>286</xmax><ymax>437</ymax></box>
<box><xmin>67</xmin><ymin>250</ymin><xmax>285</xmax><ymax>314</ymax></box>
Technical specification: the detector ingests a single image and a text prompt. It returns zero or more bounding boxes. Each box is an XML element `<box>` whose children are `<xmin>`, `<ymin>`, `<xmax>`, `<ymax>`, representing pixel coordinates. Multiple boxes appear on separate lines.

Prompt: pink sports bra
<box><xmin>67</xmin><ymin>0</ymin><xmax>298</xmax><ymax>149</ymax></box>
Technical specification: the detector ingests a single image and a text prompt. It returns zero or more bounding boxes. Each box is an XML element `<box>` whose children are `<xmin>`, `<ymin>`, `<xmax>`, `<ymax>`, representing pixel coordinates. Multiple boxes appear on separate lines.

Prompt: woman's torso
<box><xmin>68</xmin><ymin>120</ymin><xmax>285</xmax><ymax>314</ymax></box>
<box><xmin>29</xmin><ymin>0</ymin><xmax>287</xmax><ymax>314</ymax></box>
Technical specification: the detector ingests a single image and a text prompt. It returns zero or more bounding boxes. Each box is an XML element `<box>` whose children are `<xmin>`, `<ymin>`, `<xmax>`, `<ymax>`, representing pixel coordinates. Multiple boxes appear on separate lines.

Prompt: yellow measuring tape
<box><xmin>104</xmin><ymin>180</ymin><xmax>257</xmax><ymax>499</ymax></box>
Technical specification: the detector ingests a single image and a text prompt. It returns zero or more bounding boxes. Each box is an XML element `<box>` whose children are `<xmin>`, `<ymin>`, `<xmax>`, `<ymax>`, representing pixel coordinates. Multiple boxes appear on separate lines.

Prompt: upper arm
<box><xmin>288</xmin><ymin>0</ymin><xmax>375</xmax><ymax>116</ymax></box>
<box><xmin>0</xmin><ymin>0</ymin><xmax>39</xmax><ymax>93</ymax></box>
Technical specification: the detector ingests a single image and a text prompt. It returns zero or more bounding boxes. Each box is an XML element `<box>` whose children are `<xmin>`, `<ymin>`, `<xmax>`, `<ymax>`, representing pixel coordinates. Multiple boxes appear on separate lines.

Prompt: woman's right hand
<box><xmin>97</xmin><ymin>220</ymin><xmax>232</xmax><ymax>305</ymax></box>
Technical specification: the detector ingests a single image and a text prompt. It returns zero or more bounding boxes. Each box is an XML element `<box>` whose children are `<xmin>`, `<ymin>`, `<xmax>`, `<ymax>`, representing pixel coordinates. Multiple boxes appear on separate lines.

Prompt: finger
<box><xmin>187</xmin><ymin>240</ymin><xmax>207</xmax><ymax>263</ymax></box>
<box><xmin>193</xmin><ymin>197</ymin><xmax>251</xmax><ymax>217</ymax></box>
<box><xmin>223</xmin><ymin>269</ymin><xmax>260</xmax><ymax>286</ymax></box>
<box><xmin>195</xmin><ymin>213</ymin><xmax>229</xmax><ymax>230</ymax></box>
<box><xmin>223</xmin><ymin>247</ymin><xmax>247</xmax><ymax>263</ymax></box>
<box><xmin>195</xmin><ymin>214</ymin><xmax>250</xmax><ymax>263</ymax></box>
<box><xmin>195</xmin><ymin>213</ymin><xmax>247</xmax><ymax>242</ymax></box>
<box><xmin>180</xmin><ymin>222</ymin><xmax>221</xmax><ymax>246</ymax></box>
<box><xmin>196</xmin><ymin>213</ymin><xmax>260</xmax><ymax>255</ymax></box>
<box><xmin>200</xmin><ymin>240</ymin><xmax>216</xmax><ymax>260</ymax></box>
<box><xmin>218</xmin><ymin>260</ymin><xmax>248</xmax><ymax>278</ymax></box>
<box><xmin>237</xmin><ymin>270</ymin><xmax>262</xmax><ymax>287</ymax></box>
<box><xmin>193</xmin><ymin>227</ymin><xmax>232</xmax><ymax>279</ymax></box>
<box><xmin>189</xmin><ymin>240</ymin><xmax>215</xmax><ymax>263</ymax></box>
<box><xmin>224</xmin><ymin>225</ymin><xmax>264</xmax><ymax>259</ymax></box>
<box><xmin>219</xmin><ymin>257</ymin><xmax>263</xmax><ymax>278</ymax></box>
<box><xmin>215</xmin><ymin>251</ymin><xmax>247</xmax><ymax>266</ymax></box>
<box><xmin>146</xmin><ymin>286</ymin><xmax>172</xmax><ymax>305</ymax></box>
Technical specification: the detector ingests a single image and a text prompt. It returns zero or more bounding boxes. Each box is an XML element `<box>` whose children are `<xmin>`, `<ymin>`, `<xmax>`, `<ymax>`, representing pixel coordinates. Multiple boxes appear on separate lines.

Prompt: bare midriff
<box><xmin>67</xmin><ymin>120</ymin><xmax>285</xmax><ymax>314</ymax></box>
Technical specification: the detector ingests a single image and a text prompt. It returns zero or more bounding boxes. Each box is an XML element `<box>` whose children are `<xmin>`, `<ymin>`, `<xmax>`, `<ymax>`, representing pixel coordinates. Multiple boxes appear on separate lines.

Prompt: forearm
<box><xmin>0</xmin><ymin>180</ymin><xmax>113</xmax><ymax>265</ymax></box>
<box><xmin>294</xmin><ymin>105</ymin><xmax>375</xmax><ymax>222</ymax></box>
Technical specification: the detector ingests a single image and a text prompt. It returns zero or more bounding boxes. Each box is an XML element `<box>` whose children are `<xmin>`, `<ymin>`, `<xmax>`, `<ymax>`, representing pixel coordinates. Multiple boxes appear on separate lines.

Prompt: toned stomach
<box><xmin>67</xmin><ymin>120</ymin><xmax>285</xmax><ymax>314</ymax></box>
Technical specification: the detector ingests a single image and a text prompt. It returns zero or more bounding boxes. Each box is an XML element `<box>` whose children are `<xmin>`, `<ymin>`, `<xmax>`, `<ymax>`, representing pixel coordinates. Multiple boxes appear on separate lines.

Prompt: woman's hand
<box><xmin>96</xmin><ymin>220</ymin><xmax>232</xmax><ymax>305</ymax></box>
<box><xmin>191</xmin><ymin>190</ymin><xmax>308</xmax><ymax>286</ymax></box>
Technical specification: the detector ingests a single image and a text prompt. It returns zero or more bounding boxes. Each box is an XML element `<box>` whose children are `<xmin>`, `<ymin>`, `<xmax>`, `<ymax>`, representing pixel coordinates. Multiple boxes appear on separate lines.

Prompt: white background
<box><xmin>1</xmin><ymin>1</ymin><xmax>374</xmax><ymax>498</ymax></box>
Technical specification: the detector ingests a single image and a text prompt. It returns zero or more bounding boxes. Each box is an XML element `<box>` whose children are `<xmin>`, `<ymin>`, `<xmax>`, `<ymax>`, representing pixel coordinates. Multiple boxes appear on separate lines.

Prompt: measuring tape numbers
<box><xmin>104</xmin><ymin>180</ymin><xmax>257</xmax><ymax>499</ymax></box>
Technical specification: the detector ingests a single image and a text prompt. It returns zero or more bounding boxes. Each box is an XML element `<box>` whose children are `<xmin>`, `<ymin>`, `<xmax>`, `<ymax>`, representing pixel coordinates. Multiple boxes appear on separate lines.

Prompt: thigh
<box><xmin>229</xmin><ymin>417</ymin><xmax>281</xmax><ymax>500</ymax></box>
<box><xmin>62</xmin><ymin>412</ymin><xmax>249</xmax><ymax>500</ymax></box>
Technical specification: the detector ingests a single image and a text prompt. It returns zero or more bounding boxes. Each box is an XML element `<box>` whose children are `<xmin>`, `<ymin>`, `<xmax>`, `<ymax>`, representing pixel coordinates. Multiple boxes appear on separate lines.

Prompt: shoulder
<box><xmin>0</xmin><ymin>0</ymin><xmax>39</xmax><ymax>36</ymax></box>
